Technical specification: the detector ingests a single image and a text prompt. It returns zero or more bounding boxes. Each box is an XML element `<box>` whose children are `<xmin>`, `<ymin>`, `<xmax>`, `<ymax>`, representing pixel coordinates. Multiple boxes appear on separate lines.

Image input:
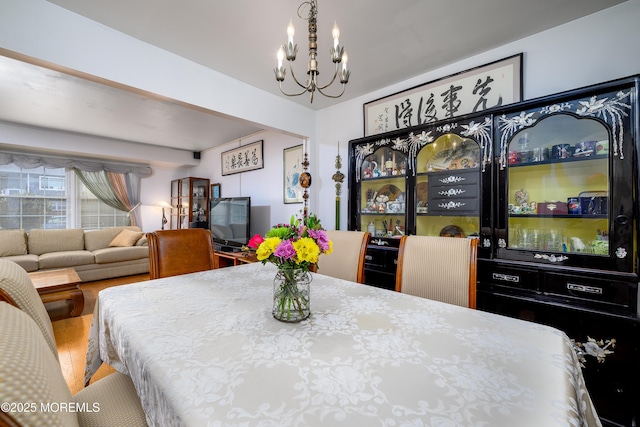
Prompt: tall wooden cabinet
<box><xmin>170</xmin><ymin>177</ymin><xmax>210</xmax><ymax>229</ymax></box>
<box><xmin>349</xmin><ymin>75</ymin><xmax>640</xmax><ymax>426</ymax></box>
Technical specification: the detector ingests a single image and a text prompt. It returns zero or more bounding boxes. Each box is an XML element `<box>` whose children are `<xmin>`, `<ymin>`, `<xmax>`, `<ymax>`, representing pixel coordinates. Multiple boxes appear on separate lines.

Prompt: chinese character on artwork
<box><xmin>364</xmin><ymin>55</ymin><xmax>521</xmax><ymax>136</ymax></box>
<box><xmin>221</xmin><ymin>140</ymin><xmax>264</xmax><ymax>176</ymax></box>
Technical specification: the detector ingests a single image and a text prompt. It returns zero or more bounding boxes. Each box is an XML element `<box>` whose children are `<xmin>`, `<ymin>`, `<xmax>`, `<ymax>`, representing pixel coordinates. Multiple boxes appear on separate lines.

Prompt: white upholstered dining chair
<box><xmin>0</xmin><ymin>302</ymin><xmax>148</xmax><ymax>427</ymax></box>
<box><xmin>395</xmin><ymin>235</ymin><xmax>479</xmax><ymax>308</ymax></box>
<box><xmin>316</xmin><ymin>230</ymin><xmax>371</xmax><ymax>283</ymax></box>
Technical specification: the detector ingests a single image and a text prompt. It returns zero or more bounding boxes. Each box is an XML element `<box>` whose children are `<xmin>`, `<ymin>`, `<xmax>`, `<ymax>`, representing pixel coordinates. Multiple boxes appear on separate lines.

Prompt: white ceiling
<box><xmin>0</xmin><ymin>0</ymin><xmax>626</xmax><ymax>154</ymax></box>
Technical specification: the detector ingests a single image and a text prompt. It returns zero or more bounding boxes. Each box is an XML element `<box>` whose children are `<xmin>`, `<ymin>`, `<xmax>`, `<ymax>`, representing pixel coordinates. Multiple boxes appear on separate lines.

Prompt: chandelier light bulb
<box><xmin>332</xmin><ymin>21</ymin><xmax>340</xmax><ymax>48</ymax></box>
<box><xmin>277</xmin><ymin>46</ymin><xmax>285</xmax><ymax>67</ymax></box>
<box><xmin>342</xmin><ymin>51</ymin><xmax>348</xmax><ymax>68</ymax></box>
<box><xmin>287</xmin><ymin>19</ymin><xmax>295</xmax><ymax>43</ymax></box>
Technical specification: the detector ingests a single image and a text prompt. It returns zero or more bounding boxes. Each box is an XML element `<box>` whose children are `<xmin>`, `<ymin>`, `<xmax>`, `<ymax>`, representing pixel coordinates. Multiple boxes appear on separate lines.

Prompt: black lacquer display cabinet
<box><xmin>348</xmin><ymin>75</ymin><xmax>640</xmax><ymax>426</ymax></box>
<box><xmin>348</xmin><ymin>113</ymin><xmax>493</xmax><ymax>290</ymax></box>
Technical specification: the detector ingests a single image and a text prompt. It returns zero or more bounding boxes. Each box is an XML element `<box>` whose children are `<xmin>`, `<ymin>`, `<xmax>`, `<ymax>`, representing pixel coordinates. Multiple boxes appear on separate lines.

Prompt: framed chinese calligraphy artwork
<box><xmin>283</xmin><ymin>144</ymin><xmax>304</xmax><ymax>204</ymax></box>
<box><xmin>364</xmin><ymin>54</ymin><xmax>522</xmax><ymax>136</ymax></box>
<box><xmin>221</xmin><ymin>140</ymin><xmax>264</xmax><ymax>176</ymax></box>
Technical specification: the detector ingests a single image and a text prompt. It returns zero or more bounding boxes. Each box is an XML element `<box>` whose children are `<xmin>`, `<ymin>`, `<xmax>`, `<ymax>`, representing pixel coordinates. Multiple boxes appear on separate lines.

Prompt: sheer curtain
<box><xmin>108</xmin><ymin>171</ymin><xmax>142</xmax><ymax>226</ymax></box>
<box><xmin>74</xmin><ymin>169</ymin><xmax>142</xmax><ymax>227</ymax></box>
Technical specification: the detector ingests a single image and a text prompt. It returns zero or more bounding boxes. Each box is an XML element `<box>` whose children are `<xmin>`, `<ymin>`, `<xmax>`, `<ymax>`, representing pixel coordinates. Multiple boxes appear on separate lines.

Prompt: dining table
<box><xmin>85</xmin><ymin>262</ymin><xmax>601</xmax><ymax>427</ymax></box>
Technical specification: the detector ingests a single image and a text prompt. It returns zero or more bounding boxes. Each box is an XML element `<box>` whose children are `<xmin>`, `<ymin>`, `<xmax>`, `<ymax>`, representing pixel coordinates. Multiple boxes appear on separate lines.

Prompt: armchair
<box><xmin>0</xmin><ymin>302</ymin><xmax>148</xmax><ymax>427</ymax></box>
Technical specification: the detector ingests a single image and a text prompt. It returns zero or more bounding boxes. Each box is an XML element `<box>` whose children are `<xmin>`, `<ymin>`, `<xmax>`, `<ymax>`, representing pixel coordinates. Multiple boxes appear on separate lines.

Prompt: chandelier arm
<box><xmin>288</xmin><ymin>62</ymin><xmax>314</xmax><ymax>91</ymax></box>
<box><xmin>316</xmin><ymin>82</ymin><xmax>347</xmax><ymax>99</ymax></box>
<box><xmin>316</xmin><ymin>63</ymin><xmax>340</xmax><ymax>91</ymax></box>
<box><xmin>279</xmin><ymin>81</ymin><xmax>310</xmax><ymax>98</ymax></box>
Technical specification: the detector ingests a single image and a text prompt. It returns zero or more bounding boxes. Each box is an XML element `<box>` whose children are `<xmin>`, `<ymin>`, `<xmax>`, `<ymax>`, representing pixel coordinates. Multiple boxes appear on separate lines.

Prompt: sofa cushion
<box><xmin>84</xmin><ymin>226</ymin><xmax>142</xmax><ymax>252</ymax></box>
<box><xmin>3</xmin><ymin>254</ymin><xmax>39</xmax><ymax>272</ymax></box>
<box><xmin>38</xmin><ymin>250</ymin><xmax>94</xmax><ymax>270</ymax></box>
<box><xmin>93</xmin><ymin>246</ymin><xmax>149</xmax><ymax>264</ymax></box>
<box><xmin>0</xmin><ymin>229</ymin><xmax>27</xmax><ymax>256</ymax></box>
<box><xmin>109</xmin><ymin>229</ymin><xmax>144</xmax><ymax>247</ymax></box>
<box><xmin>28</xmin><ymin>229</ymin><xmax>84</xmax><ymax>255</ymax></box>
<box><xmin>135</xmin><ymin>235</ymin><xmax>148</xmax><ymax>246</ymax></box>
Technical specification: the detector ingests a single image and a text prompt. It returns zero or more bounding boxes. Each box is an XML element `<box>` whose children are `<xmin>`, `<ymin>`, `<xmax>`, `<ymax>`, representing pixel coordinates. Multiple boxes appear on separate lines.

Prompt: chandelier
<box><xmin>274</xmin><ymin>0</ymin><xmax>350</xmax><ymax>103</ymax></box>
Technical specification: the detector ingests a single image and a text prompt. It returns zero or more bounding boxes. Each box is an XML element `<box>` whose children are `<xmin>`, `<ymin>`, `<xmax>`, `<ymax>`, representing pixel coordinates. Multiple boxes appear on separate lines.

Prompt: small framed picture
<box><xmin>283</xmin><ymin>145</ymin><xmax>303</xmax><ymax>204</ymax></box>
<box><xmin>211</xmin><ymin>183</ymin><xmax>221</xmax><ymax>199</ymax></box>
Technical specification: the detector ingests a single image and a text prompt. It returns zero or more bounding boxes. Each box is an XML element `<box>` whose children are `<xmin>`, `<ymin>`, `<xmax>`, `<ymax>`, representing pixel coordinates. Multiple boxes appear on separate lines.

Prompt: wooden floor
<box><xmin>51</xmin><ymin>273</ymin><xmax>149</xmax><ymax>394</ymax></box>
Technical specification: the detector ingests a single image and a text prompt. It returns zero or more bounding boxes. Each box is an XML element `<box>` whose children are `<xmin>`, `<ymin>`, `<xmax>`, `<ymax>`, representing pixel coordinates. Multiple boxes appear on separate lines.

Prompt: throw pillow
<box><xmin>109</xmin><ymin>229</ymin><xmax>144</xmax><ymax>247</ymax></box>
<box><xmin>0</xmin><ymin>229</ymin><xmax>27</xmax><ymax>256</ymax></box>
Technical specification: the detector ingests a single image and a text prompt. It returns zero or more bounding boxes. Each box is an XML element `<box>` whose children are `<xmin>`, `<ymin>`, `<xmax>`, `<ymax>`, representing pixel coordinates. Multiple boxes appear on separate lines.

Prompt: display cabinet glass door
<box><xmin>415</xmin><ymin>133</ymin><xmax>481</xmax><ymax>238</ymax></box>
<box><xmin>170</xmin><ymin>177</ymin><xmax>210</xmax><ymax>229</ymax></box>
<box><xmin>497</xmin><ymin>90</ymin><xmax>635</xmax><ymax>272</ymax></box>
<box><xmin>508</xmin><ymin>115</ymin><xmax>608</xmax><ymax>253</ymax></box>
<box><xmin>358</xmin><ymin>147</ymin><xmax>407</xmax><ymax>238</ymax></box>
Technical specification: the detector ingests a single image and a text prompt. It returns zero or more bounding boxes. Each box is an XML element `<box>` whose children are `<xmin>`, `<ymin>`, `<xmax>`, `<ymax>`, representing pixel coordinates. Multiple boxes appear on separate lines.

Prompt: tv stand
<box><xmin>215</xmin><ymin>245</ymin><xmax>241</xmax><ymax>253</ymax></box>
<box><xmin>215</xmin><ymin>251</ymin><xmax>258</xmax><ymax>268</ymax></box>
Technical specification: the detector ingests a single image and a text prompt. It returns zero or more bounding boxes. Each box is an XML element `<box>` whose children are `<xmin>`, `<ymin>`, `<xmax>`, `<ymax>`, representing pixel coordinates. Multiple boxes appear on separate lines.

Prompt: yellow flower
<box><xmin>293</xmin><ymin>237</ymin><xmax>320</xmax><ymax>264</ymax></box>
<box><xmin>256</xmin><ymin>237</ymin><xmax>281</xmax><ymax>261</ymax></box>
<box><xmin>325</xmin><ymin>239</ymin><xmax>333</xmax><ymax>255</ymax></box>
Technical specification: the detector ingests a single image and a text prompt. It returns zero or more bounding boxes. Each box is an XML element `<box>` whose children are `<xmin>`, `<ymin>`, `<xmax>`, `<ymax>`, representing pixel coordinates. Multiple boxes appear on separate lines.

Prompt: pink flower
<box><xmin>274</xmin><ymin>240</ymin><xmax>296</xmax><ymax>260</ymax></box>
<box><xmin>308</xmin><ymin>229</ymin><xmax>330</xmax><ymax>251</ymax></box>
<box><xmin>247</xmin><ymin>234</ymin><xmax>264</xmax><ymax>249</ymax></box>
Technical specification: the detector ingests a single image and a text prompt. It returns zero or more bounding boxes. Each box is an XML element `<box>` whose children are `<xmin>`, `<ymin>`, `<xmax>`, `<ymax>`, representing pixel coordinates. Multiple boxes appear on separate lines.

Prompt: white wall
<box><xmin>314</xmin><ymin>0</ymin><xmax>640</xmax><ymax>230</ymax></box>
<box><xmin>189</xmin><ymin>130</ymin><xmax>308</xmax><ymax>233</ymax></box>
<box><xmin>138</xmin><ymin>165</ymin><xmax>190</xmax><ymax>233</ymax></box>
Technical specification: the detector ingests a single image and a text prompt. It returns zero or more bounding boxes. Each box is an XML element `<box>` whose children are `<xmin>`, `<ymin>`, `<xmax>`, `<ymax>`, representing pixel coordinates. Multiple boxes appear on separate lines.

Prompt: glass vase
<box><xmin>273</xmin><ymin>267</ymin><xmax>311</xmax><ymax>322</ymax></box>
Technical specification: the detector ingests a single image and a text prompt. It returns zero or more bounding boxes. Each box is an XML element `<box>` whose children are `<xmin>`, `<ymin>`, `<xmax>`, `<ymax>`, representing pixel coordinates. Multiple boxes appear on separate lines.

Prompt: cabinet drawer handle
<box><xmin>365</xmin><ymin>255</ymin><xmax>373</xmax><ymax>261</ymax></box>
<box><xmin>567</xmin><ymin>283</ymin><xmax>603</xmax><ymax>295</ymax></box>
<box><xmin>438</xmin><ymin>188</ymin><xmax>466</xmax><ymax>197</ymax></box>
<box><xmin>438</xmin><ymin>176</ymin><xmax>465</xmax><ymax>184</ymax></box>
<box><xmin>438</xmin><ymin>201</ymin><xmax>466</xmax><ymax>210</ymax></box>
<box><xmin>492</xmin><ymin>273</ymin><xmax>520</xmax><ymax>283</ymax></box>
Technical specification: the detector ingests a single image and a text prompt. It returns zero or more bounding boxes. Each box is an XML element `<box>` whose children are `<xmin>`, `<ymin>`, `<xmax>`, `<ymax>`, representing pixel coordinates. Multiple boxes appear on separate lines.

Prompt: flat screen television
<box><xmin>209</xmin><ymin>197</ymin><xmax>251</xmax><ymax>251</ymax></box>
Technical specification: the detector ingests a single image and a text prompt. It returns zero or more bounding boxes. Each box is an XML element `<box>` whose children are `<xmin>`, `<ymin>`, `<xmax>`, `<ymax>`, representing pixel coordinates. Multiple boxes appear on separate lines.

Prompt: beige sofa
<box><xmin>0</xmin><ymin>226</ymin><xmax>149</xmax><ymax>282</ymax></box>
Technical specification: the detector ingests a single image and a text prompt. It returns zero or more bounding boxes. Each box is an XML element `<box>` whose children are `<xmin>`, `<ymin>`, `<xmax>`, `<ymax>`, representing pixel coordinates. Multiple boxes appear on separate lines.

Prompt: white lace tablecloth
<box><xmin>85</xmin><ymin>262</ymin><xmax>600</xmax><ymax>427</ymax></box>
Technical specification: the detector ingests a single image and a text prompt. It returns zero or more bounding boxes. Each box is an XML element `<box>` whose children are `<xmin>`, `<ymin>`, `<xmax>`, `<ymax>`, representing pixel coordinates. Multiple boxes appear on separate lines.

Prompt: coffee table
<box><xmin>28</xmin><ymin>268</ymin><xmax>84</xmax><ymax>318</ymax></box>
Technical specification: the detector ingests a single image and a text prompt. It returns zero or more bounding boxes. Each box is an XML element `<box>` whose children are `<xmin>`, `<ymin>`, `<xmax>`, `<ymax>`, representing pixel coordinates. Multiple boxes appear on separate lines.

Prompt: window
<box><xmin>0</xmin><ymin>164</ymin><xmax>128</xmax><ymax>231</ymax></box>
<box><xmin>78</xmin><ymin>182</ymin><xmax>129</xmax><ymax>229</ymax></box>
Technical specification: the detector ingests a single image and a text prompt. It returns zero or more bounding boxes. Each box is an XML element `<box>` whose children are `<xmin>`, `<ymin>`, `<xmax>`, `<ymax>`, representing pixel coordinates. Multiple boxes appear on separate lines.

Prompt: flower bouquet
<box><xmin>248</xmin><ymin>213</ymin><xmax>332</xmax><ymax>322</ymax></box>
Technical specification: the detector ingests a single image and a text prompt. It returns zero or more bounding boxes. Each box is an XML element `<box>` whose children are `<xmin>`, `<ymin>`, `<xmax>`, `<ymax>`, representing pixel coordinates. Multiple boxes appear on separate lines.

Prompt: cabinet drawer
<box><xmin>430</xmin><ymin>183</ymin><xmax>479</xmax><ymax>199</ymax></box>
<box><xmin>428</xmin><ymin>197</ymin><xmax>479</xmax><ymax>214</ymax></box>
<box><xmin>544</xmin><ymin>273</ymin><xmax>632</xmax><ymax>308</ymax></box>
<box><xmin>480</xmin><ymin>265</ymin><xmax>540</xmax><ymax>291</ymax></box>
